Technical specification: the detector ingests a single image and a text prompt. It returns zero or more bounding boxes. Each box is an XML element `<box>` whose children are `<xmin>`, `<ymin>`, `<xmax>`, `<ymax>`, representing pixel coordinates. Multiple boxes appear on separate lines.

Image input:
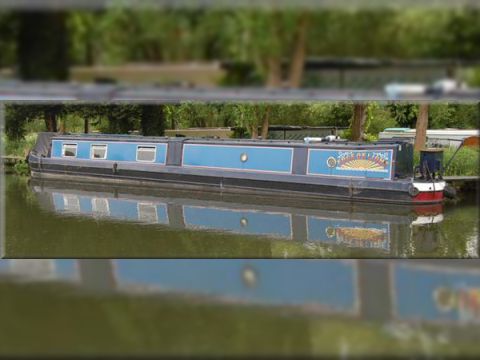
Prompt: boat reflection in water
<box><xmin>1</xmin><ymin>260</ymin><xmax>480</xmax><ymax>332</ymax></box>
<box><xmin>31</xmin><ymin>179</ymin><xmax>444</xmax><ymax>254</ymax></box>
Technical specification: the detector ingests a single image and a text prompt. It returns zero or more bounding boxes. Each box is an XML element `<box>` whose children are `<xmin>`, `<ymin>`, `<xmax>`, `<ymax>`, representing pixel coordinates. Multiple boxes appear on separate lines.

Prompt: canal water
<box><xmin>1</xmin><ymin>259</ymin><xmax>480</xmax><ymax>356</ymax></box>
<box><xmin>3</xmin><ymin>174</ymin><xmax>478</xmax><ymax>258</ymax></box>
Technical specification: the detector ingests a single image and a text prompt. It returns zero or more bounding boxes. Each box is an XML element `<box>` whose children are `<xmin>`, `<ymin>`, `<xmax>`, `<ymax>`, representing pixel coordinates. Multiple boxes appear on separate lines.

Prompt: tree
<box><xmin>224</xmin><ymin>10</ymin><xmax>311</xmax><ymax>88</ymax></box>
<box><xmin>307</xmin><ymin>103</ymin><xmax>353</xmax><ymax>127</ymax></box>
<box><xmin>0</xmin><ymin>13</ymin><xmax>17</xmax><ymax>69</ymax></box>
<box><xmin>100</xmin><ymin>105</ymin><xmax>141</xmax><ymax>134</ymax></box>
<box><xmin>288</xmin><ymin>11</ymin><xmax>309</xmax><ymax>88</ymax></box>
<box><xmin>68</xmin><ymin>12</ymin><xmax>103</xmax><ymax>66</ymax></box>
<box><xmin>140</xmin><ymin>105</ymin><xmax>165</xmax><ymax>136</ymax></box>
<box><xmin>387</xmin><ymin>104</ymin><xmax>418</xmax><ymax>128</ymax></box>
<box><xmin>414</xmin><ymin>103</ymin><xmax>429</xmax><ymax>151</ymax></box>
<box><xmin>5</xmin><ymin>104</ymin><xmax>33</xmax><ymax>140</ymax></box>
<box><xmin>434</xmin><ymin>9</ymin><xmax>480</xmax><ymax>60</ymax></box>
<box><xmin>351</xmin><ymin>104</ymin><xmax>367</xmax><ymax>141</ymax></box>
<box><xmin>17</xmin><ymin>12</ymin><xmax>69</xmax><ymax>80</ymax></box>
<box><xmin>4</xmin><ymin>104</ymin><xmax>67</xmax><ymax>140</ymax></box>
<box><xmin>233</xmin><ymin>103</ymin><xmax>273</xmax><ymax>139</ymax></box>
<box><xmin>65</xmin><ymin>104</ymin><xmax>108</xmax><ymax>133</ymax></box>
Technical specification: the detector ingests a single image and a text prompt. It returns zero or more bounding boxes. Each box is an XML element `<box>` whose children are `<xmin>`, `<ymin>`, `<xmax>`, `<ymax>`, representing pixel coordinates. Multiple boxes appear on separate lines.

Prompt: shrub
<box><xmin>13</xmin><ymin>160</ymin><xmax>30</xmax><ymax>176</ymax></box>
<box><xmin>3</xmin><ymin>132</ymin><xmax>38</xmax><ymax>157</ymax></box>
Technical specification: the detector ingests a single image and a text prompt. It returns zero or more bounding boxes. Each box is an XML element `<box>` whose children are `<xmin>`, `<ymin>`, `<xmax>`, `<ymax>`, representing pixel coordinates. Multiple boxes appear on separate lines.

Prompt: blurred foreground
<box><xmin>1</xmin><ymin>259</ymin><xmax>480</xmax><ymax>356</ymax></box>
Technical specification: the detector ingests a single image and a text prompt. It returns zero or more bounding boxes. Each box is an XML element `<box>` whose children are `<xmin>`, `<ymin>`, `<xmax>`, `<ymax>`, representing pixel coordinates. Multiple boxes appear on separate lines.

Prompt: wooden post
<box><xmin>414</xmin><ymin>103</ymin><xmax>429</xmax><ymax>151</ymax></box>
<box><xmin>351</xmin><ymin>103</ymin><xmax>366</xmax><ymax>141</ymax></box>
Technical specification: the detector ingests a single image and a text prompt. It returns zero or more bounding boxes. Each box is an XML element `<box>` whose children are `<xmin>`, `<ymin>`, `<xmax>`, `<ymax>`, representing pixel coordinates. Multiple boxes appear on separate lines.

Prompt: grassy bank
<box><xmin>413</xmin><ymin>147</ymin><xmax>480</xmax><ymax>177</ymax></box>
<box><xmin>1</xmin><ymin>133</ymin><xmax>37</xmax><ymax>175</ymax></box>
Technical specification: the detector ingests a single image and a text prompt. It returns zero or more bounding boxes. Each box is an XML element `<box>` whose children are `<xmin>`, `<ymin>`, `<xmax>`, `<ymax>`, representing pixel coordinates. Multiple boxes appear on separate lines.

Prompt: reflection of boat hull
<box><xmin>391</xmin><ymin>262</ymin><xmax>480</xmax><ymax>325</ymax></box>
<box><xmin>3</xmin><ymin>258</ymin><xmax>480</xmax><ymax>327</ymax></box>
<box><xmin>30</xmin><ymin>178</ymin><xmax>444</xmax><ymax>252</ymax></box>
<box><xmin>28</xmin><ymin>133</ymin><xmax>445</xmax><ymax>204</ymax></box>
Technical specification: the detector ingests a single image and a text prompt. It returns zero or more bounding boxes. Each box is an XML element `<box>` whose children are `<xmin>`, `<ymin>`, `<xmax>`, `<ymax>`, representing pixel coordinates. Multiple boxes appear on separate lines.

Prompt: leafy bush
<box><xmin>365</xmin><ymin>103</ymin><xmax>398</xmax><ymax>137</ymax></box>
<box><xmin>3</xmin><ymin>133</ymin><xmax>38</xmax><ymax>157</ymax></box>
<box><xmin>13</xmin><ymin>160</ymin><xmax>30</xmax><ymax>176</ymax></box>
<box><xmin>343</xmin><ymin>103</ymin><xmax>398</xmax><ymax>141</ymax></box>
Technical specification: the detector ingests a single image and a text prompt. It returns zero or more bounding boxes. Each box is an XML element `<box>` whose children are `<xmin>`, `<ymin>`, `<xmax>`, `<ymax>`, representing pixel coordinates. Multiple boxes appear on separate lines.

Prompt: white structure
<box><xmin>379</xmin><ymin>128</ymin><xmax>479</xmax><ymax>148</ymax></box>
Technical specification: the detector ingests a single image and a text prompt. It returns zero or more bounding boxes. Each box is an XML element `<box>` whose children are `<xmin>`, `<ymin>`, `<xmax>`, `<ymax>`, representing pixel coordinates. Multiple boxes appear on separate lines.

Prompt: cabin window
<box><xmin>63</xmin><ymin>194</ymin><xmax>80</xmax><ymax>212</ymax></box>
<box><xmin>92</xmin><ymin>198</ymin><xmax>109</xmax><ymax>216</ymax></box>
<box><xmin>138</xmin><ymin>203</ymin><xmax>158</xmax><ymax>223</ymax></box>
<box><xmin>91</xmin><ymin>144</ymin><xmax>107</xmax><ymax>160</ymax></box>
<box><xmin>137</xmin><ymin>146</ymin><xmax>156</xmax><ymax>162</ymax></box>
<box><xmin>62</xmin><ymin>143</ymin><xmax>77</xmax><ymax>157</ymax></box>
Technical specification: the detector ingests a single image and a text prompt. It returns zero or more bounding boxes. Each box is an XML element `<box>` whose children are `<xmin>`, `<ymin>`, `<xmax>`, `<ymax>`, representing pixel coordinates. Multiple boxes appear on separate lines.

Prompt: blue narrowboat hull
<box><xmin>28</xmin><ymin>133</ymin><xmax>446</xmax><ymax>205</ymax></box>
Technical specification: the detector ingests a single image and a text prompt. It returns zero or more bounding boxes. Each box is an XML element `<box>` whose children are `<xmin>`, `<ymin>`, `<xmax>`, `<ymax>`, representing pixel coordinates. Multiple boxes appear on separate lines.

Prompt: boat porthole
<box><xmin>240</xmin><ymin>217</ymin><xmax>248</xmax><ymax>227</ymax></box>
<box><xmin>240</xmin><ymin>153</ymin><xmax>248</xmax><ymax>162</ymax></box>
<box><xmin>325</xmin><ymin>226</ymin><xmax>336</xmax><ymax>238</ymax></box>
<box><xmin>327</xmin><ymin>156</ymin><xmax>337</xmax><ymax>168</ymax></box>
<box><xmin>242</xmin><ymin>265</ymin><xmax>258</xmax><ymax>288</ymax></box>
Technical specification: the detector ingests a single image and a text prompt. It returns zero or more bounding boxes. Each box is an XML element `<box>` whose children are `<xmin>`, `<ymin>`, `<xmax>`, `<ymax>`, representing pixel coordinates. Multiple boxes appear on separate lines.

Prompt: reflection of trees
<box><xmin>438</xmin><ymin>204</ymin><xmax>479</xmax><ymax>258</ymax></box>
<box><xmin>408</xmin><ymin>204</ymin><xmax>478</xmax><ymax>258</ymax></box>
<box><xmin>410</xmin><ymin>224</ymin><xmax>444</xmax><ymax>256</ymax></box>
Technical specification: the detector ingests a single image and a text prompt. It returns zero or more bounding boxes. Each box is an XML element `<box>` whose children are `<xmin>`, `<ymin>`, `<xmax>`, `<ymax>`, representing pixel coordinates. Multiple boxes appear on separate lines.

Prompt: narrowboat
<box><xmin>28</xmin><ymin>132</ymin><xmax>447</xmax><ymax>205</ymax></box>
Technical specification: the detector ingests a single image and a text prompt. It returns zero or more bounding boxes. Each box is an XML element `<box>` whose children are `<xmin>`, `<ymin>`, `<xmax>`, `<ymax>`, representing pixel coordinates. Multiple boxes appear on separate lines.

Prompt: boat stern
<box><xmin>409</xmin><ymin>180</ymin><xmax>446</xmax><ymax>204</ymax></box>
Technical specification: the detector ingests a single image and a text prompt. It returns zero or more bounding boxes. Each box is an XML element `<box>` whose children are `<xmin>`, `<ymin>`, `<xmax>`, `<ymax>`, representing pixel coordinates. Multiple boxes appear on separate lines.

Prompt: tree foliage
<box><xmin>4</xmin><ymin>102</ymin><xmax>478</xmax><ymax>141</ymax></box>
<box><xmin>1</xmin><ymin>8</ymin><xmax>480</xmax><ymax>85</ymax></box>
<box><xmin>17</xmin><ymin>12</ymin><xmax>70</xmax><ymax>80</ymax></box>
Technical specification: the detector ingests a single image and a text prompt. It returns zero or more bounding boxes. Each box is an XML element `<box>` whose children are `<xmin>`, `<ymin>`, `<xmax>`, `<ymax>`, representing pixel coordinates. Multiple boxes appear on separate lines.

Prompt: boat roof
<box><xmin>49</xmin><ymin>132</ymin><xmax>411</xmax><ymax>148</ymax></box>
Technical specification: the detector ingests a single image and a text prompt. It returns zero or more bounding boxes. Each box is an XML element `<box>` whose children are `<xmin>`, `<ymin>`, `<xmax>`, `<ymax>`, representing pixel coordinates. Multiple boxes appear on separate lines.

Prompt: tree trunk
<box><xmin>59</xmin><ymin>118</ymin><xmax>66</xmax><ymax>133</ymax></box>
<box><xmin>84</xmin><ymin>119</ymin><xmax>89</xmax><ymax>133</ymax></box>
<box><xmin>351</xmin><ymin>103</ymin><xmax>367</xmax><ymax>141</ymax></box>
<box><xmin>260</xmin><ymin>106</ymin><xmax>271</xmax><ymax>139</ymax></box>
<box><xmin>141</xmin><ymin>105</ymin><xmax>165</xmax><ymax>136</ymax></box>
<box><xmin>414</xmin><ymin>103</ymin><xmax>429</xmax><ymax>151</ymax></box>
<box><xmin>250</xmin><ymin>124</ymin><xmax>258</xmax><ymax>139</ymax></box>
<box><xmin>288</xmin><ymin>12</ymin><xmax>309</xmax><ymax>88</ymax></box>
<box><xmin>44</xmin><ymin>111</ymin><xmax>57</xmax><ymax>132</ymax></box>
<box><xmin>265</xmin><ymin>10</ymin><xmax>283</xmax><ymax>88</ymax></box>
<box><xmin>266</xmin><ymin>56</ymin><xmax>282</xmax><ymax>88</ymax></box>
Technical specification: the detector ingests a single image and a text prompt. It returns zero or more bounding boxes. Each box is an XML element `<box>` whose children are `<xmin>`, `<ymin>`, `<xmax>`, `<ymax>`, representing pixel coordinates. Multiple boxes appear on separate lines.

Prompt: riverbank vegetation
<box><xmin>4</xmin><ymin>102</ymin><xmax>479</xmax><ymax>139</ymax></box>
